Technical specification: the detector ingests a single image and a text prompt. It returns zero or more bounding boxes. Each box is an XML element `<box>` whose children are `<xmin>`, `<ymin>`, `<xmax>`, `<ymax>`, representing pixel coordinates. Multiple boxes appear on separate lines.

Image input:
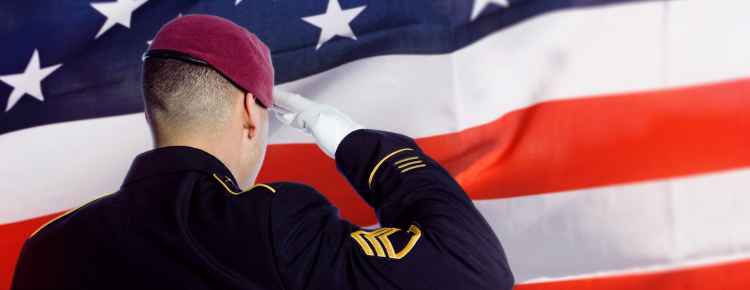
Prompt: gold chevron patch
<box><xmin>350</xmin><ymin>224</ymin><xmax>422</xmax><ymax>260</ymax></box>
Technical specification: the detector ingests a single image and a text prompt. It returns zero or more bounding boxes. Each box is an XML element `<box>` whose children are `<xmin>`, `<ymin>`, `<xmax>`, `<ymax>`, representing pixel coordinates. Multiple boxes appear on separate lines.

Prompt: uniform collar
<box><xmin>121</xmin><ymin>146</ymin><xmax>239</xmax><ymax>189</ymax></box>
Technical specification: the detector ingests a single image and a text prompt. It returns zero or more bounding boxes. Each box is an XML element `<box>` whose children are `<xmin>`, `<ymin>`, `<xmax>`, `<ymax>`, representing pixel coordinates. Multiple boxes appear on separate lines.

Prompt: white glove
<box><xmin>272</xmin><ymin>89</ymin><xmax>364</xmax><ymax>158</ymax></box>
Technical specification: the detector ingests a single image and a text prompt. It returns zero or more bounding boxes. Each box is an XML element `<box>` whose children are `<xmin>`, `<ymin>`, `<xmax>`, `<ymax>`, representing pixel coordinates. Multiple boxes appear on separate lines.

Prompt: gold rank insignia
<box><xmin>350</xmin><ymin>224</ymin><xmax>422</xmax><ymax>260</ymax></box>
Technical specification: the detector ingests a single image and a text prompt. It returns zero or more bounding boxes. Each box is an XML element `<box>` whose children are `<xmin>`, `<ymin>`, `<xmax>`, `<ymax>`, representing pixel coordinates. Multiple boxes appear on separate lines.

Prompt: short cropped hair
<box><xmin>142</xmin><ymin>58</ymin><xmax>242</xmax><ymax>136</ymax></box>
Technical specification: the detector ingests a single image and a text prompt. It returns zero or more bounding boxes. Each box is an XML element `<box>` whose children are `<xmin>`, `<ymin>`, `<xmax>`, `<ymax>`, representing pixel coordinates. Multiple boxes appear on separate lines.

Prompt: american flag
<box><xmin>1</xmin><ymin>0</ymin><xmax>749</xmax><ymax>289</ymax></box>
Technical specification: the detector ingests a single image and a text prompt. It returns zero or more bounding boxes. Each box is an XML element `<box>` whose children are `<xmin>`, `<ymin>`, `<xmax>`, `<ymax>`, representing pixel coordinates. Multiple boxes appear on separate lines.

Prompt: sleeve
<box><xmin>270</xmin><ymin>129</ymin><xmax>514</xmax><ymax>290</ymax></box>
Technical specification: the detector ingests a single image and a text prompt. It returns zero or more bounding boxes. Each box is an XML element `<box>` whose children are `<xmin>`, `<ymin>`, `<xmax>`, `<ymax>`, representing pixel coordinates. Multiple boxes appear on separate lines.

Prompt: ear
<box><xmin>243</xmin><ymin>91</ymin><xmax>257</xmax><ymax>139</ymax></box>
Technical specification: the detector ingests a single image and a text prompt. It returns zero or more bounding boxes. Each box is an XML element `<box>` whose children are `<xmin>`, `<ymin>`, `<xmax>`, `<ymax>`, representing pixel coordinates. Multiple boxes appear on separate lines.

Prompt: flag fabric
<box><xmin>1</xmin><ymin>0</ymin><xmax>749</xmax><ymax>289</ymax></box>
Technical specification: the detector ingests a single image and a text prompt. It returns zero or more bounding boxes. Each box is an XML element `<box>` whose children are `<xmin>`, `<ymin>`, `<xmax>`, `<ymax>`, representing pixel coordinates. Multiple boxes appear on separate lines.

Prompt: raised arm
<box><xmin>270</xmin><ymin>91</ymin><xmax>514</xmax><ymax>290</ymax></box>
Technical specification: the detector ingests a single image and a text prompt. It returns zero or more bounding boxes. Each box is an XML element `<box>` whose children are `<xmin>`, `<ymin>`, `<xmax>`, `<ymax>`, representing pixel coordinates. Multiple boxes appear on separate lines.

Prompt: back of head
<box><xmin>142</xmin><ymin>57</ymin><xmax>241</xmax><ymax>141</ymax></box>
<box><xmin>141</xmin><ymin>14</ymin><xmax>274</xmax><ymax>144</ymax></box>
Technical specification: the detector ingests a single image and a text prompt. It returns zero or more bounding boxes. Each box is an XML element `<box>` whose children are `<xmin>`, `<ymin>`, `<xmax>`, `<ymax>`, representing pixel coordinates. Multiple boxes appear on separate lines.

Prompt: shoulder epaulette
<box><xmin>212</xmin><ymin>173</ymin><xmax>276</xmax><ymax>195</ymax></box>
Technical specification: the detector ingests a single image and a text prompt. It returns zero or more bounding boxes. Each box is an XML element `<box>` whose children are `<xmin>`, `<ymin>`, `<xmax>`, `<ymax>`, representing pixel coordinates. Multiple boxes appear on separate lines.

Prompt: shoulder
<box><xmin>203</xmin><ymin>175</ymin><xmax>331</xmax><ymax>217</ymax></box>
<box><xmin>265</xmin><ymin>182</ymin><xmax>338</xmax><ymax>225</ymax></box>
<box><xmin>266</xmin><ymin>181</ymin><xmax>321</xmax><ymax>195</ymax></box>
<box><xmin>266</xmin><ymin>181</ymin><xmax>332</xmax><ymax>208</ymax></box>
<box><xmin>27</xmin><ymin>192</ymin><xmax>122</xmax><ymax>242</ymax></box>
<box><xmin>265</xmin><ymin>182</ymin><xmax>346</xmax><ymax>258</ymax></box>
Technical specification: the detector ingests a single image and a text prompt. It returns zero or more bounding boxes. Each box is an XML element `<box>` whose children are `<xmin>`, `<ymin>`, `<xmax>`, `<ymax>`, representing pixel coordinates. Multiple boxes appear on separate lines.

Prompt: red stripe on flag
<box><xmin>516</xmin><ymin>258</ymin><xmax>750</xmax><ymax>290</ymax></box>
<box><xmin>0</xmin><ymin>213</ymin><xmax>57</xmax><ymax>290</ymax></box>
<box><xmin>442</xmin><ymin>78</ymin><xmax>750</xmax><ymax>199</ymax></box>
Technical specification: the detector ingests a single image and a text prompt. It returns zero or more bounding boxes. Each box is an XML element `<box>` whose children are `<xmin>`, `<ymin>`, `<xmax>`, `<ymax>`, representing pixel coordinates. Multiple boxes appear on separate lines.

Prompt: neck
<box><xmin>156</xmin><ymin>133</ymin><xmax>246</xmax><ymax>188</ymax></box>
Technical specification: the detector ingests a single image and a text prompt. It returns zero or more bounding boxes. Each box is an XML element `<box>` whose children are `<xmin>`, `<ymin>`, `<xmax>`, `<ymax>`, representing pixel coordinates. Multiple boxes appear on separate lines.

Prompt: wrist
<box><xmin>313</xmin><ymin>113</ymin><xmax>364</xmax><ymax>158</ymax></box>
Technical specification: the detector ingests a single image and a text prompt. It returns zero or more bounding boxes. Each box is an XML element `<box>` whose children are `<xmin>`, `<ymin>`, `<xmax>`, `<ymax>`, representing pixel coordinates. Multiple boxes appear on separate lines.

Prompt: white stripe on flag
<box><xmin>480</xmin><ymin>167</ymin><xmax>750</xmax><ymax>283</ymax></box>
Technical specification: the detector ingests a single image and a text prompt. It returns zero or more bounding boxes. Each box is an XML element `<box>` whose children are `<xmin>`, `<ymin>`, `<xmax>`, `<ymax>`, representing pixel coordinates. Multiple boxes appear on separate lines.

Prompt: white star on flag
<box><xmin>0</xmin><ymin>50</ymin><xmax>62</xmax><ymax>112</ymax></box>
<box><xmin>235</xmin><ymin>0</ymin><xmax>242</xmax><ymax>5</ymax></box>
<box><xmin>471</xmin><ymin>0</ymin><xmax>509</xmax><ymax>20</ymax></box>
<box><xmin>91</xmin><ymin>0</ymin><xmax>149</xmax><ymax>39</ymax></box>
<box><xmin>302</xmin><ymin>0</ymin><xmax>366</xmax><ymax>50</ymax></box>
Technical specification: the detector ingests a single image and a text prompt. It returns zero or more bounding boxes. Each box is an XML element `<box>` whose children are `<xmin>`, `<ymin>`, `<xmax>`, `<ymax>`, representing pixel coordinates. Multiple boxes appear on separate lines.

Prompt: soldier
<box><xmin>12</xmin><ymin>14</ymin><xmax>513</xmax><ymax>290</ymax></box>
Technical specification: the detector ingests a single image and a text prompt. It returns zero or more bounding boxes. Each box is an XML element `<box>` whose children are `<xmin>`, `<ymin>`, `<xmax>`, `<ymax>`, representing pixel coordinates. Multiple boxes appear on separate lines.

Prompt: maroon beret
<box><xmin>146</xmin><ymin>14</ymin><xmax>274</xmax><ymax>108</ymax></box>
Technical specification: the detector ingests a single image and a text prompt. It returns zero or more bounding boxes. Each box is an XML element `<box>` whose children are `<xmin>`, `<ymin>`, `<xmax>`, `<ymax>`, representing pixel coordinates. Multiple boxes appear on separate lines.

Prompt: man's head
<box><xmin>141</xmin><ymin>15</ymin><xmax>274</xmax><ymax>188</ymax></box>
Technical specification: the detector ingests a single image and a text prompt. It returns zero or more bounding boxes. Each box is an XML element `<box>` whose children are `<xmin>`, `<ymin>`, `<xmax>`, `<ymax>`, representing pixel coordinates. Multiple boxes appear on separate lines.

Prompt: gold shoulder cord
<box><xmin>212</xmin><ymin>173</ymin><xmax>276</xmax><ymax>195</ymax></box>
<box><xmin>29</xmin><ymin>192</ymin><xmax>114</xmax><ymax>239</ymax></box>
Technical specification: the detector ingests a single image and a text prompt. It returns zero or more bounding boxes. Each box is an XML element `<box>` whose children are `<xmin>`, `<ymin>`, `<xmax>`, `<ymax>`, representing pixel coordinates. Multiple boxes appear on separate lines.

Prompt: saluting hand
<box><xmin>272</xmin><ymin>89</ymin><xmax>364</xmax><ymax>159</ymax></box>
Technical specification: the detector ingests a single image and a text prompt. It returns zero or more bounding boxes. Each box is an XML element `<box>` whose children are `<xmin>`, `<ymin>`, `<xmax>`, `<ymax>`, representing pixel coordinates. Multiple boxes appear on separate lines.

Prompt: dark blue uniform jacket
<box><xmin>12</xmin><ymin>129</ymin><xmax>514</xmax><ymax>290</ymax></box>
